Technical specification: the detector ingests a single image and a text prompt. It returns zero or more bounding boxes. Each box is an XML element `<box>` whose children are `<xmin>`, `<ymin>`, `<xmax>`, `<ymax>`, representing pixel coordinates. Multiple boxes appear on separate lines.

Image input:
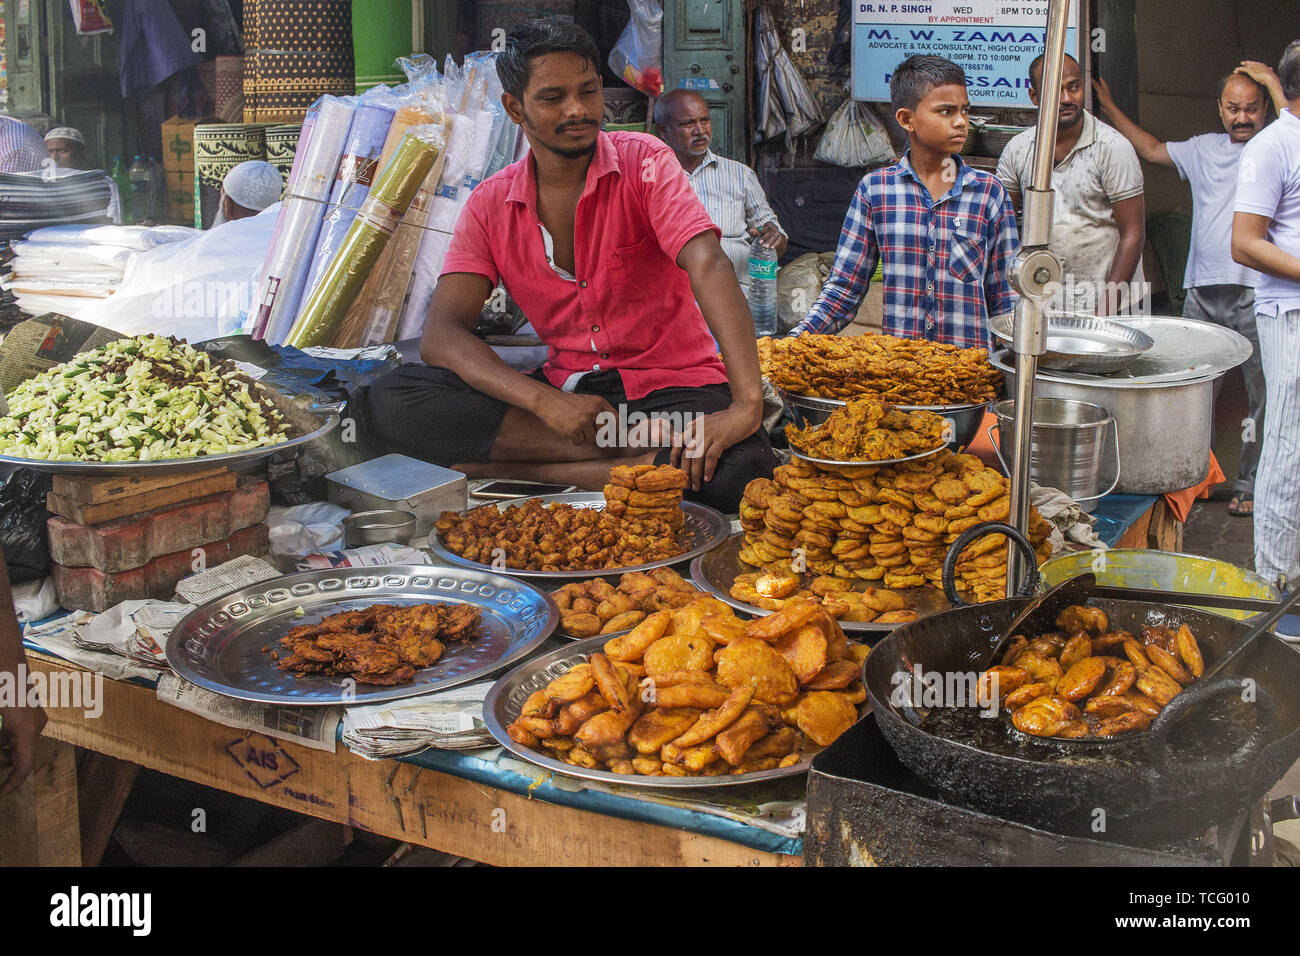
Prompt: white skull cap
<box><xmin>223</xmin><ymin>160</ymin><xmax>282</xmax><ymax>211</ymax></box>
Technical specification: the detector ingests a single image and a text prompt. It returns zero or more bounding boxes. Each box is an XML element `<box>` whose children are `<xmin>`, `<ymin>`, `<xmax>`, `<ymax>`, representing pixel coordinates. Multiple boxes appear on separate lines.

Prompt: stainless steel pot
<box><xmin>988</xmin><ymin>397</ymin><xmax>1119</xmax><ymax>512</ymax></box>
<box><xmin>992</xmin><ymin>354</ymin><xmax>1216</xmax><ymax>494</ymax></box>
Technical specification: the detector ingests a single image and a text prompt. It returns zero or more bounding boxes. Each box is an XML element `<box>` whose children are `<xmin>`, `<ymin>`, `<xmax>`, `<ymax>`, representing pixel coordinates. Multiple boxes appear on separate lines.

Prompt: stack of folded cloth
<box><xmin>2</xmin><ymin>222</ymin><xmax>196</xmax><ymax>318</ymax></box>
<box><xmin>0</xmin><ymin>168</ymin><xmax>113</xmax><ymax>241</ymax></box>
<box><xmin>602</xmin><ymin>464</ymin><xmax>689</xmax><ymax>531</ymax></box>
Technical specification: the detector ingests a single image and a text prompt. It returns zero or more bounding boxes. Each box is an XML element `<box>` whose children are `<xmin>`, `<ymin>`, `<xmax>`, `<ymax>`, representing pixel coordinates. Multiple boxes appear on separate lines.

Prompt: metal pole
<box><xmin>1005</xmin><ymin>0</ymin><xmax>1072</xmax><ymax>595</ymax></box>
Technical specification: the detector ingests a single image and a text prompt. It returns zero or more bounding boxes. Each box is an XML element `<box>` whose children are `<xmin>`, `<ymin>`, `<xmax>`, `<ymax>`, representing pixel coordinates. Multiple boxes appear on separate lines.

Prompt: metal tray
<box><xmin>0</xmin><ymin>386</ymin><xmax>339</xmax><ymax>476</ymax></box>
<box><xmin>428</xmin><ymin>492</ymin><xmax>731</xmax><ymax>581</ymax></box>
<box><xmin>165</xmin><ymin>564</ymin><xmax>559</xmax><ymax>706</ymax></box>
<box><xmin>483</xmin><ymin>634</ymin><xmax>828</xmax><ymax>788</ymax></box>
<box><xmin>990</xmin><ymin>313</ymin><xmax>1154</xmax><ymax>374</ymax></box>
<box><xmin>990</xmin><ymin>316</ymin><xmax>1251</xmax><ymax>387</ymax></box>
<box><xmin>789</xmin><ymin>444</ymin><xmax>945</xmax><ymax>469</ymax></box>
<box><xmin>690</xmin><ymin>533</ymin><xmax>952</xmax><ymax>634</ymax></box>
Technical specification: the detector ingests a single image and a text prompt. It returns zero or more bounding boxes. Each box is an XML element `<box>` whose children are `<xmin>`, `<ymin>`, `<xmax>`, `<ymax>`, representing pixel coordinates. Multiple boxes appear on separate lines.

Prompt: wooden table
<box><xmin>0</xmin><ymin>652</ymin><xmax>798</xmax><ymax>867</ymax></box>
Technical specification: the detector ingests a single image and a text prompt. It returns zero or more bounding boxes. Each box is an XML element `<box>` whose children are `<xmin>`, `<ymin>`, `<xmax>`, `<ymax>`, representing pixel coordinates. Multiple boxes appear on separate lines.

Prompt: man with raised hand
<box><xmin>1094</xmin><ymin>63</ymin><xmax>1286</xmax><ymax>517</ymax></box>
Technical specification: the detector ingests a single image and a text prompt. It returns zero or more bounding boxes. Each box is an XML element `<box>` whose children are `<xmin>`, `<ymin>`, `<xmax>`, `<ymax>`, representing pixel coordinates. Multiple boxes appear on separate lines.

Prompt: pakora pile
<box><xmin>553</xmin><ymin>567</ymin><xmax>704</xmax><ymax>638</ymax></box>
<box><xmin>736</xmin><ymin>451</ymin><xmax>1053</xmax><ymax>605</ymax></box>
<box><xmin>273</xmin><ymin>602</ymin><xmax>481</xmax><ymax>685</ymax></box>
<box><xmin>786</xmin><ymin>397</ymin><xmax>946</xmax><ymax>463</ymax></box>
<box><xmin>759</xmin><ymin>333</ymin><xmax>1002</xmax><ymax>405</ymax></box>
<box><xmin>603</xmin><ymin>463</ymin><xmax>688</xmax><ymax>531</ymax></box>
<box><xmin>506</xmin><ymin>596</ymin><xmax>870</xmax><ymax>777</ymax></box>
<box><xmin>436</xmin><ymin>466</ymin><xmax>691</xmax><ymax>572</ymax></box>
<box><xmin>980</xmin><ymin>604</ymin><xmax>1205</xmax><ymax>739</ymax></box>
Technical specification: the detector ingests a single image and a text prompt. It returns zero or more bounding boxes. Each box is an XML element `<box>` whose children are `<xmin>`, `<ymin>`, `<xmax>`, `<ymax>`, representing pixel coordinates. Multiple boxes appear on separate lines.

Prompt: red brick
<box><xmin>48</xmin><ymin>481</ymin><xmax>269</xmax><ymax>572</ymax></box>
<box><xmin>52</xmin><ymin>524</ymin><xmax>270</xmax><ymax>612</ymax></box>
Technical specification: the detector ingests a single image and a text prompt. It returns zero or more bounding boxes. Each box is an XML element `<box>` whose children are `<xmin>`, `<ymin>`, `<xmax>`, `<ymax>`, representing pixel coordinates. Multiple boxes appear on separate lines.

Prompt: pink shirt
<box><xmin>442</xmin><ymin>131</ymin><xmax>728</xmax><ymax>400</ymax></box>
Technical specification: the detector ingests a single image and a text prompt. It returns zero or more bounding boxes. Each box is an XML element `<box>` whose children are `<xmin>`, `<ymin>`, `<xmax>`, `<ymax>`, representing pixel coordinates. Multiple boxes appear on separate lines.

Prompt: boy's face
<box><xmin>896</xmin><ymin>83</ymin><xmax>970</xmax><ymax>154</ymax></box>
<box><xmin>502</xmin><ymin>50</ymin><xmax>603</xmax><ymax>159</ymax></box>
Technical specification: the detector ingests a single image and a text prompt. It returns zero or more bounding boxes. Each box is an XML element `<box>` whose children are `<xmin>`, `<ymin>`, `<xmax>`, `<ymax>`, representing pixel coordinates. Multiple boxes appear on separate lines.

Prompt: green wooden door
<box><xmin>3</xmin><ymin>0</ymin><xmax>48</xmax><ymax>120</ymax></box>
<box><xmin>662</xmin><ymin>0</ymin><xmax>746</xmax><ymax>161</ymax></box>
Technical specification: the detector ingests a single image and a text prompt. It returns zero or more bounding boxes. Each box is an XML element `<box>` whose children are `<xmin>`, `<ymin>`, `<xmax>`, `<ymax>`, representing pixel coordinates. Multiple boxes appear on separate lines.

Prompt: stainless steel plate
<box><xmin>789</xmin><ymin>444</ymin><xmax>945</xmax><ymax>468</ymax></box>
<box><xmin>990</xmin><ymin>313</ymin><xmax>1154</xmax><ymax>374</ymax></box>
<box><xmin>690</xmin><ymin>533</ymin><xmax>952</xmax><ymax>634</ymax></box>
<box><xmin>428</xmin><ymin>492</ymin><xmax>731</xmax><ymax>581</ymax></box>
<box><xmin>991</xmin><ymin>316</ymin><xmax>1250</xmax><ymax>387</ymax></box>
<box><xmin>0</xmin><ymin>386</ymin><xmax>338</xmax><ymax>476</ymax></box>
<box><xmin>778</xmin><ymin>388</ymin><xmax>991</xmax><ymax>449</ymax></box>
<box><xmin>165</xmin><ymin>564</ymin><xmax>559</xmax><ymax>705</ymax></box>
<box><xmin>483</xmin><ymin>635</ymin><xmax>827</xmax><ymax>788</ymax></box>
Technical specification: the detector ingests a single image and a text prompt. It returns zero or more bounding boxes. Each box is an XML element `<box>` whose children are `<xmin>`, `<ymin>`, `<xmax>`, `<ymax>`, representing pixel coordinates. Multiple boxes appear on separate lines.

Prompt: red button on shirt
<box><xmin>441</xmin><ymin>131</ymin><xmax>728</xmax><ymax>401</ymax></box>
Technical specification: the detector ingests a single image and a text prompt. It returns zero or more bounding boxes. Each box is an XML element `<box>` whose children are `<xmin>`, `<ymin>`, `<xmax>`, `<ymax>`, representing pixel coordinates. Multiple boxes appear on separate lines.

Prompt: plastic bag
<box><xmin>814</xmin><ymin>98</ymin><xmax>894</xmax><ymax>168</ymax></box>
<box><xmin>610</xmin><ymin>0</ymin><xmax>664</xmax><ymax>97</ymax></box>
<box><xmin>0</xmin><ymin>468</ymin><xmax>52</xmax><ymax>584</ymax></box>
<box><xmin>776</xmin><ymin>252</ymin><xmax>835</xmax><ymax>332</ymax></box>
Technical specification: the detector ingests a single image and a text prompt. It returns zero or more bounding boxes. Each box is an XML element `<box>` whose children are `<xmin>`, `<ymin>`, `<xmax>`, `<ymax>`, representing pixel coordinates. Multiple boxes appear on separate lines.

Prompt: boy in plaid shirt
<box><xmin>792</xmin><ymin>55</ymin><xmax>1019</xmax><ymax>348</ymax></box>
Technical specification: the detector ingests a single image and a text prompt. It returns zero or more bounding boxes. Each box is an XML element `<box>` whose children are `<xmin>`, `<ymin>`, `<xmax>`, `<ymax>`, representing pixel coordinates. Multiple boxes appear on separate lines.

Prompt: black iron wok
<box><xmin>864</xmin><ymin>528</ymin><xmax>1300</xmax><ymax>846</ymax></box>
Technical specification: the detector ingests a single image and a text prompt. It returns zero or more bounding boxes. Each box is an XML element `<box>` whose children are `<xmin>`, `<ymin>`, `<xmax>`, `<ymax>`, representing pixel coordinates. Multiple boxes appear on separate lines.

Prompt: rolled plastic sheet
<box><xmin>398</xmin><ymin>109</ymin><xmax>496</xmax><ymax>341</ymax></box>
<box><xmin>285</xmin><ymin>127</ymin><xmax>444</xmax><ymax>348</ymax></box>
<box><xmin>249</xmin><ymin>95</ymin><xmax>355</xmax><ymax>343</ymax></box>
<box><xmin>376</xmin><ymin>104</ymin><xmax>435</xmax><ymax>174</ymax></box>
<box><xmin>301</xmin><ymin>98</ymin><xmax>396</xmax><ymax>298</ymax></box>
<box><xmin>328</xmin><ymin>119</ymin><xmax>452</xmax><ymax>348</ymax></box>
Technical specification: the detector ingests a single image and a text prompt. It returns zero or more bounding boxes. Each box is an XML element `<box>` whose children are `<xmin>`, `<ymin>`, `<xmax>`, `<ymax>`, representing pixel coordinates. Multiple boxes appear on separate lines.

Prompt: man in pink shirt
<box><xmin>367</xmin><ymin>20</ymin><xmax>773</xmax><ymax>511</ymax></box>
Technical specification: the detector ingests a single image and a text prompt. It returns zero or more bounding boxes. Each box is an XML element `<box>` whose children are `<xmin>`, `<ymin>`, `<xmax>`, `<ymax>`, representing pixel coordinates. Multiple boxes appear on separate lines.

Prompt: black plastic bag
<box><xmin>0</xmin><ymin>467</ymin><xmax>52</xmax><ymax>583</ymax></box>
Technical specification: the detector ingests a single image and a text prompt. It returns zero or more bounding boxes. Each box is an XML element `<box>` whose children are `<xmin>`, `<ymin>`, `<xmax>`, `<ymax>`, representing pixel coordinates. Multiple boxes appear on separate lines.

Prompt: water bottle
<box><xmin>110</xmin><ymin>156</ymin><xmax>131</xmax><ymax>222</ymax></box>
<box><xmin>128</xmin><ymin>155</ymin><xmax>151</xmax><ymax>224</ymax></box>
<box><xmin>747</xmin><ymin>238</ymin><xmax>779</xmax><ymax>336</ymax></box>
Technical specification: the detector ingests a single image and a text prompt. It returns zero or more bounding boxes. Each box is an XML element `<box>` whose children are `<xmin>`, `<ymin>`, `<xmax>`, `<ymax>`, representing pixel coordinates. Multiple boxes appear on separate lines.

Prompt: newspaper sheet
<box><xmin>155</xmin><ymin>672</ymin><xmax>342</xmax><ymax>752</ymax></box>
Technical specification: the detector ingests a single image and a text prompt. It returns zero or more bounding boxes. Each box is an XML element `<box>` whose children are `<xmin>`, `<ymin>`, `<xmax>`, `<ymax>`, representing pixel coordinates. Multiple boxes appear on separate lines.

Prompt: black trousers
<box><xmin>364</xmin><ymin>365</ymin><xmax>777</xmax><ymax>513</ymax></box>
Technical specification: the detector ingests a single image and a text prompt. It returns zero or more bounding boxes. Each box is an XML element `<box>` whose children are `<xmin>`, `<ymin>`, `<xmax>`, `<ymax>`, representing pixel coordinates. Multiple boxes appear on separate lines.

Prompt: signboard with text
<box><xmin>852</xmin><ymin>1</ymin><xmax>1082</xmax><ymax>107</ymax></box>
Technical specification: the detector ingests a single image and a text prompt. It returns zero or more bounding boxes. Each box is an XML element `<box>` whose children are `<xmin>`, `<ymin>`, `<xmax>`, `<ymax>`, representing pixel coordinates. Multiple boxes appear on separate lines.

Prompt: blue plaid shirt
<box><xmin>793</xmin><ymin>151</ymin><xmax>1019</xmax><ymax>348</ymax></box>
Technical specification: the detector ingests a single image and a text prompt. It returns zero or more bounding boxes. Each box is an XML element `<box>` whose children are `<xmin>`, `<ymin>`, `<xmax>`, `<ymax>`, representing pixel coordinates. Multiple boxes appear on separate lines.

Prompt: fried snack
<box><xmin>505</xmin><ymin>598</ymin><xmax>867</xmax><ymax>776</ymax></box>
<box><xmin>758</xmin><ymin>332</ymin><xmax>1002</xmax><ymax>405</ymax></box>
<box><xmin>982</xmin><ymin>605</ymin><xmax>1206</xmax><ymax>740</ymax></box>
<box><xmin>730</xmin><ymin>448</ymin><xmax>1053</xmax><ymax>616</ymax></box>
<box><xmin>553</xmin><ymin>569</ymin><xmax>703</xmax><ymax>639</ymax></box>
<box><xmin>786</xmin><ymin>397</ymin><xmax>946</xmax><ymax>463</ymax></box>
<box><xmin>275</xmin><ymin>602</ymin><xmax>480</xmax><ymax>685</ymax></box>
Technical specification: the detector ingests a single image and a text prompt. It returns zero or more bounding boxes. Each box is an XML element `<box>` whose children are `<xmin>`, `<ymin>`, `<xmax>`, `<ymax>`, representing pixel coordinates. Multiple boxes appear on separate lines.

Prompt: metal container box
<box><xmin>326</xmin><ymin>455</ymin><xmax>466</xmax><ymax>537</ymax></box>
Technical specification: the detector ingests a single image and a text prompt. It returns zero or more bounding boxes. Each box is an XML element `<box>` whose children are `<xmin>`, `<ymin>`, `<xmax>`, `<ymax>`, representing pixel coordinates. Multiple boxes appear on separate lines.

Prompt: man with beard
<box><xmin>366</xmin><ymin>20</ymin><xmax>774</xmax><ymax>511</ymax></box>
<box><xmin>655</xmin><ymin>89</ymin><xmax>787</xmax><ymax>291</ymax></box>
<box><xmin>1093</xmin><ymin>63</ymin><xmax>1286</xmax><ymax>517</ymax></box>
<box><xmin>997</xmin><ymin>54</ymin><xmax>1147</xmax><ymax>314</ymax></box>
<box><xmin>1232</xmin><ymin>40</ymin><xmax>1300</xmax><ymax>606</ymax></box>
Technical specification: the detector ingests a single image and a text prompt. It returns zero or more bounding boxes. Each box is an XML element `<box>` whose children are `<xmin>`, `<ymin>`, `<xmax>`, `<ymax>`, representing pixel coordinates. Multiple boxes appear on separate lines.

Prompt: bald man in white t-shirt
<box><xmin>1093</xmin><ymin>63</ymin><xmax>1288</xmax><ymax>515</ymax></box>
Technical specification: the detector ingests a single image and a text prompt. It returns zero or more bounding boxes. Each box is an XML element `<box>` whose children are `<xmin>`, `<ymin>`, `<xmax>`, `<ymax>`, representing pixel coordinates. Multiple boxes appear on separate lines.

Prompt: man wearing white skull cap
<box><xmin>215</xmin><ymin>160</ymin><xmax>283</xmax><ymax>225</ymax></box>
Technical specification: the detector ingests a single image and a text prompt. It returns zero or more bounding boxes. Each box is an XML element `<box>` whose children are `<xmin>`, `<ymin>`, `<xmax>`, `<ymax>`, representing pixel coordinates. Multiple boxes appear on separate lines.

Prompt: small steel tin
<box><xmin>326</xmin><ymin>454</ymin><xmax>466</xmax><ymax>537</ymax></box>
<box><xmin>342</xmin><ymin>509</ymin><xmax>418</xmax><ymax>548</ymax></box>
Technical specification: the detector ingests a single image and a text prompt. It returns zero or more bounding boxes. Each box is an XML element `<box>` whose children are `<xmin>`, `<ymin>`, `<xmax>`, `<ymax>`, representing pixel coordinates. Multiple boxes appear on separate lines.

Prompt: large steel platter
<box><xmin>166</xmin><ymin>564</ymin><xmax>558</xmax><ymax>706</ymax></box>
<box><xmin>428</xmin><ymin>492</ymin><xmax>731</xmax><ymax>580</ymax></box>
<box><xmin>0</xmin><ymin>386</ymin><xmax>338</xmax><ymax>476</ymax></box>
<box><xmin>484</xmin><ymin>634</ymin><xmax>835</xmax><ymax>788</ymax></box>
<box><xmin>690</xmin><ymin>533</ymin><xmax>952</xmax><ymax>635</ymax></box>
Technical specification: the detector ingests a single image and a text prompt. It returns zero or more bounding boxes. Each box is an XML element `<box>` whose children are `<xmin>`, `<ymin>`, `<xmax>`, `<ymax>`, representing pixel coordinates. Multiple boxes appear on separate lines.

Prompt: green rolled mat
<box><xmin>285</xmin><ymin>130</ymin><xmax>443</xmax><ymax>348</ymax></box>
